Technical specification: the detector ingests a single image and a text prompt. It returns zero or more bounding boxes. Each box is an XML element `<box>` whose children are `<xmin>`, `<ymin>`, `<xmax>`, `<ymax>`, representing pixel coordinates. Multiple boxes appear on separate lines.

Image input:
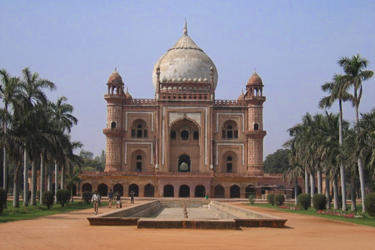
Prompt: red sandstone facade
<box><xmin>80</xmin><ymin>24</ymin><xmax>296</xmax><ymax>198</ymax></box>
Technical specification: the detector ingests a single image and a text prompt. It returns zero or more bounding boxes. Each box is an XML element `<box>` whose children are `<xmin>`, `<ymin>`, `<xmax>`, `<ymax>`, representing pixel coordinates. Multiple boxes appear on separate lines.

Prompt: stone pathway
<box><xmin>1</xmin><ymin>202</ymin><xmax>375</xmax><ymax>250</ymax></box>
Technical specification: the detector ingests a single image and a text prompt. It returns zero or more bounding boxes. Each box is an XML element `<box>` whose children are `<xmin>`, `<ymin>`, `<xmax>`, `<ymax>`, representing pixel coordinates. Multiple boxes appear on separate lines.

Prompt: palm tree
<box><xmin>319</xmin><ymin>73</ymin><xmax>352</xmax><ymax>211</ymax></box>
<box><xmin>339</xmin><ymin>54</ymin><xmax>374</xmax><ymax>213</ymax></box>
<box><xmin>285</xmin><ymin>112</ymin><xmax>343</xmax><ymax>209</ymax></box>
<box><xmin>341</xmin><ymin>128</ymin><xmax>359</xmax><ymax>211</ymax></box>
<box><xmin>48</xmin><ymin>97</ymin><xmax>79</xmax><ymax>196</ymax></box>
<box><xmin>66</xmin><ymin>167</ymin><xmax>82</xmax><ymax>202</ymax></box>
<box><xmin>0</xmin><ymin>70</ymin><xmax>21</xmax><ymax>197</ymax></box>
<box><xmin>282</xmin><ymin>164</ymin><xmax>303</xmax><ymax>205</ymax></box>
<box><xmin>19</xmin><ymin>67</ymin><xmax>56</xmax><ymax>205</ymax></box>
<box><xmin>358</xmin><ymin>109</ymin><xmax>375</xmax><ymax>191</ymax></box>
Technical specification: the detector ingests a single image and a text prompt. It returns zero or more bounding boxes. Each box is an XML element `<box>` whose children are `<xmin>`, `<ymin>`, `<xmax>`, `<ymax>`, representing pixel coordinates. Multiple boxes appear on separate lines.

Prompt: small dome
<box><xmin>125</xmin><ymin>87</ymin><xmax>132</xmax><ymax>99</ymax></box>
<box><xmin>247</xmin><ymin>72</ymin><xmax>263</xmax><ymax>86</ymax></box>
<box><xmin>237</xmin><ymin>90</ymin><xmax>244</xmax><ymax>100</ymax></box>
<box><xmin>108</xmin><ymin>68</ymin><xmax>123</xmax><ymax>84</ymax></box>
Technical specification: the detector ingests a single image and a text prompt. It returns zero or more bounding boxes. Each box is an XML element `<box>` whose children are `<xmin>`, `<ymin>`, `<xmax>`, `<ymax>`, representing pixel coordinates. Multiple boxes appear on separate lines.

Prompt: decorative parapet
<box><xmin>214</xmin><ymin>99</ymin><xmax>247</xmax><ymax>107</ymax></box>
<box><xmin>160</xmin><ymin>93</ymin><xmax>210</xmax><ymax>101</ymax></box>
<box><xmin>127</xmin><ymin>99</ymin><xmax>157</xmax><ymax>105</ymax></box>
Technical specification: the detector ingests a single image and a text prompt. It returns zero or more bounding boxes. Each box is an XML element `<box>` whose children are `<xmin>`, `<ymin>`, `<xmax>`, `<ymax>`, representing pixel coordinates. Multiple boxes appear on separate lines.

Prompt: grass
<box><xmin>247</xmin><ymin>202</ymin><xmax>375</xmax><ymax>227</ymax></box>
<box><xmin>0</xmin><ymin>200</ymin><xmax>100</xmax><ymax>223</ymax></box>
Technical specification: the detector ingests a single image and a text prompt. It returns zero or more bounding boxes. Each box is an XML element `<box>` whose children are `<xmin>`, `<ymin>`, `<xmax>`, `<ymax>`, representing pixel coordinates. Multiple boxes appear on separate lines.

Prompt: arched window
<box><xmin>181</xmin><ymin>130</ymin><xmax>189</xmax><ymax>140</ymax></box>
<box><xmin>131</xmin><ymin>119</ymin><xmax>148</xmax><ymax>138</ymax></box>
<box><xmin>222</xmin><ymin>121</ymin><xmax>238</xmax><ymax>139</ymax></box>
<box><xmin>254</xmin><ymin>123</ymin><xmax>259</xmax><ymax>130</ymax></box>
<box><xmin>111</xmin><ymin>121</ymin><xmax>116</xmax><ymax>129</ymax></box>
<box><xmin>136</xmin><ymin>155</ymin><xmax>142</xmax><ymax>172</ymax></box>
<box><xmin>227</xmin><ymin>156</ymin><xmax>233</xmax><ymax>173</ymax></box>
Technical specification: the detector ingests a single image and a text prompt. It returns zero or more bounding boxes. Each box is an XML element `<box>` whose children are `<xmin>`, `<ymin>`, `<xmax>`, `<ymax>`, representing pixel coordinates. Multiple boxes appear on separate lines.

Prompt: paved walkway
<box><xmin>1</xmin><ymin>201</ymin><xmax>375</xmax><ymax>250</ymax></box>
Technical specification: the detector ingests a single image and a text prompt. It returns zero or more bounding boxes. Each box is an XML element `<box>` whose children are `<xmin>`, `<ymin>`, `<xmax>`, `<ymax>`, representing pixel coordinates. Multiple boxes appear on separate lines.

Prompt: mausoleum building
<box><xmin>80</xmin><ymin>23</ymin><xmax>294</xmax><ymax>199</ymax></box>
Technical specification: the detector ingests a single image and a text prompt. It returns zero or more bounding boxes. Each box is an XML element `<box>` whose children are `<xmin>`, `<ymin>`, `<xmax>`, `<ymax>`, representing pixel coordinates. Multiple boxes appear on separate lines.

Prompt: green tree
<box><xmin>339</xmin><ymin>54</ymin><xmax>374</xmax><ymax>213</ymax></box>
<box><xmin>80</xmin><ymin>150</ymin><xmax>105</xmax><ymax>171</ymax></box>
<box><xmin>263</xmin><ymin>149</ymin><xmax>292</xmax><ymax>174</ymax></box>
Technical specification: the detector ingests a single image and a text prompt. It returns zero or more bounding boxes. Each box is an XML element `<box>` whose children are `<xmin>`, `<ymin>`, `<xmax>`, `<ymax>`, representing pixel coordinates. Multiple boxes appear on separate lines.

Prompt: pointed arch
<box><xmin>222</xmin><ymin>150</ymin><xmax>238</xmax><ymax>173</ymax></box>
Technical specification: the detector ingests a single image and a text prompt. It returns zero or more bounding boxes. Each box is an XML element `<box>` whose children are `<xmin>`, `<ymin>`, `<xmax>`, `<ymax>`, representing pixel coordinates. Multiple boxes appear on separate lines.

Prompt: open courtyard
<box><xmin>1</xmin><ymin>201</ymin><xmax>375</xmax><ymax>250</ymax></box>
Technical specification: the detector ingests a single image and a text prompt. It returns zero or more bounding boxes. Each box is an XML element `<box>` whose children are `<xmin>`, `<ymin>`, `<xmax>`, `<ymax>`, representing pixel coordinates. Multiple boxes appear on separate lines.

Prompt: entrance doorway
<box><xmin>179</xmin><ymin>185</ymin><xmax>190</xmax><ymax>197</ymax></box>
<box><xmin>178</xmin><ymin>155</ymin><xmax>190</xmax><ymax>172</ymax></box>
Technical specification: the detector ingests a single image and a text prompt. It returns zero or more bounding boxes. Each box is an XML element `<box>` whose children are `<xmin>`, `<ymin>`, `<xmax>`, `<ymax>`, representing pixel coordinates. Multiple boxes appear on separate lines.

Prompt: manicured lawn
<box><xmin>0</xmin><ymin>200</ymin><xmax>101</xmax><ymax>223</ymax></box>
<box><xmin>247</xmin><ymin>203</ymin><xmax>375</xmax><ymax>227</ymax></box>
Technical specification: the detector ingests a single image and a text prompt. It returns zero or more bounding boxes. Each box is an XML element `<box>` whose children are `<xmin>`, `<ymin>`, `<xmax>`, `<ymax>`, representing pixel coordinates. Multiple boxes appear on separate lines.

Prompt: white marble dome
<box><xmin>152</xmin><ymin>23</ymin><xmax>218</xmax><ymax>91</ymax></box>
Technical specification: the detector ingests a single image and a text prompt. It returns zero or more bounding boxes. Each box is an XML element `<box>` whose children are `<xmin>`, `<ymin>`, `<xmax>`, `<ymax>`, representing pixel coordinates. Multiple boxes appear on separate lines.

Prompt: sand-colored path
<box><xmin>1</xmin><ymin>202</ymin><xmax>375</xmax><ymax>250</ymax></box>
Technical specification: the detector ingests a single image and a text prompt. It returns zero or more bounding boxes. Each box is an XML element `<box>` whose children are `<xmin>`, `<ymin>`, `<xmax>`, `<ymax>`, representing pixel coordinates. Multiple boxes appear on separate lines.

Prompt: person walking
<box><xmin>91</xmin><ymin>191</ymin><xmax>101</xmax><ymax>215</ymax></box>
<box><xmin>108</xmin><ymin>189</ymin><xmax>114</xmax><ymax>208</ymax></box>
<box><xmin>130</xmin><ymin>190</ymin><xmax>135</xmax><ymax>204</ymax></box>
<box><xmin>116</xmin><ymin>192</ymin><xmax>121</xmax><ymax>208</ymax></box>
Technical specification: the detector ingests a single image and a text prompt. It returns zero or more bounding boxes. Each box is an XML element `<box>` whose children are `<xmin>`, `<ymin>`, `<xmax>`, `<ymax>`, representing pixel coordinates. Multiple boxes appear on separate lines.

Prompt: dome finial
<box><xmin>184</xmin><ymin>18</ymin><xmax>188</xmax><ymax>35</ymax></box>
<box><xmin>114</xmin><ymin>67</ymin><xmax>118</xmax><ymax>73</ymax></box>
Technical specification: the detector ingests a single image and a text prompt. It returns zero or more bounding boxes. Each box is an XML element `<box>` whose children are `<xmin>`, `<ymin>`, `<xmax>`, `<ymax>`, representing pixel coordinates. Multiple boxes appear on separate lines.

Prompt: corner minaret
<box><xmin>244</xmin><ymin>72</ymin><xmax>267</xmax><ymax>175</ymax></box>
<box><xmin>103</xmin><ymin>69</ymin><xmax>126</xmax><ymax>172</ymax></box>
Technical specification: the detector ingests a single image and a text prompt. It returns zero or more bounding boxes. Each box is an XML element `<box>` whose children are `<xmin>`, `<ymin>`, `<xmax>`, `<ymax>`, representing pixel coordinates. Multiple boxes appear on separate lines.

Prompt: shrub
<box><xmin>313</xmin><ymin>194</ymin><xmax>327</xmax><ymax>211</ymax></box>
<box><xmin>298</xmin><ymin>193</ymin><xmax>311</xmax><ymax>210</ymax></box>
<box><xmin>364</xmin><ymin>193</ymin><xmax>375</xmax><ymax>217</ymax></box>
<box><xmin>274</xmin><ymin>194</ymin><xmax>285</xmax><ymax>206</ymax></box>
<box><xmin>0</xmin><ymin>188</ymin><xmax>7</xmax><ymax>214</ymax></box>
<box><xmin>42</xmin><ymin>191</ymin><xmax>55</xmax><ymax>209</ymax></box>
<box><xmin>82</xmin><ymin>191</ymin><xmax>93</xmax><ymax>204</ymax></box>
<box><xmin>267</xmin><ymin>194</ymin><xmax>275</xmax><ymax>206</ymax></box>
<box><xmin>248</xmin><ymin>195</ymin><xmax>255</xmax><ymax>204</ymax></box>
<box><xmin>56</xmin><ymin>189</ymin><xmax>71</xmax><ymax>207</ymax></box>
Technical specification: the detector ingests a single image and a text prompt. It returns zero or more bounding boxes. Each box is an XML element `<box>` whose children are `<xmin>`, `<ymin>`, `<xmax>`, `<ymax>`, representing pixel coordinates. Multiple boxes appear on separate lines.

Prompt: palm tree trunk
<box><xmin>333</xmin><ymin>173</ymin><xmax>339</xmax><ymax>209</ymax></box>
<box><xmin>47</xmin><ymin>162</ymin><xmax>52</xmax><ymax>192</ymax></box>
<box><xmin>317</xmin><ymin>169</ymin><xmax>322</xmax><ymax>194</ymax></box>
<box><xmin>30</xmin><ymin>159</ymin><xmax>37</xmax><ymax>205</ymax></box>
<box><xmin>12</xmin><ymin>162</ymin><xmax>21</xmax><ymax>208</ymax></box>
<box><xmin>60</xmin><ymin>165</ymin><xmax>65</xmax><ymax>190</ymax></box>
<box><xmin>350</xmin><ymin>177</ymin><xmax>357</xmax><ymax>212</ymax></box>
<box><xmin>304</xmin><ymin>170</ymin><xmax>309</xmax><ymax>194</ymax></box>
<box><xmin>54</xmin><ymin>161</ymin><xmax>58</xmax><ymax>204</ymax></box>
<box><xmin>354</xmin><ymin>97</ymin><xmax>366</xmax><ymax>213</ymax></box>
<box><xmin>357</xmin><ymin>158</ymin><xmax>366</xmax><ymax>213</ymax></box>
<box><xmin>338</xmin><ymin>101</ymin><xmax>347</xmax><ymax>211</ymax></box>
<box><xmin>294</xmin><ymin>178</ymin><xmax>298</xmax><ymax>205</ymax></box>
<box><xmin>2</xmin><ymin>148</ymin><xmax>8</xmax><ymax>209</ymax></box>
<box><xmin>23</xmin><ymin>149</ymin><xmax>29</xmax><ymax>207</ymax></box>
<box><xmin>325</xmin><ymin>169</ymin><xmax>330</xmax><ymax>210</ymax></box>
<box><xmin>310</xmin><ymin>171</ymin><xmax>315</xmax><ymax>198</ymax></box>
<box><xmin>39</xmin><ymin>154</ymin><xmax>45</xmax><ymax>204</ymax></box>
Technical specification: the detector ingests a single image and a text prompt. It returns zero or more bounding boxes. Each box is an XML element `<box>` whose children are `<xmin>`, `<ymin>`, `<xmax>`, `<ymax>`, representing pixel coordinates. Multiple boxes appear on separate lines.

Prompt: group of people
<box><xmin>91</xmin><ymin>189</ymin><xmax>135</xmax><ymax>215</ymax></box>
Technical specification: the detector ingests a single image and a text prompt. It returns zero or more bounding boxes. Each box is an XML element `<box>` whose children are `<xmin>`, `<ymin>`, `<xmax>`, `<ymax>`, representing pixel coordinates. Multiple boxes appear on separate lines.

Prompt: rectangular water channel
<box><xmin>87</xmin><ymin>199</ymin><xmax>287</xmax><ymax>229</ymax></box>
<box><xmin>153</xmin><ymin>207</ymin><xmax>221</xmax><ymax>220</ymax></box>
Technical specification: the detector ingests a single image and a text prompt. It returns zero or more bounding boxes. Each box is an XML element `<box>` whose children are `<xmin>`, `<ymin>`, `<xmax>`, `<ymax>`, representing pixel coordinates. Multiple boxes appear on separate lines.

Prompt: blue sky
<box><xmin>1</xmin><ymin>0</ymin><xmax>374</xmax><ymax>159</ymax></box>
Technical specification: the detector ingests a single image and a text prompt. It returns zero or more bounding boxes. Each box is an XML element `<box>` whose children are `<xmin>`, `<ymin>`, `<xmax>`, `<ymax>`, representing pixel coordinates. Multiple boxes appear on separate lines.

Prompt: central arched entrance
<box><xmin>169</xmin><ymin>118</ymin><xmax>200</xmax><ymax>172</ymax></box>
<box><xmin>178</xmin><ymin>154</ymin><xmax>191</xmax><ymax>172</ymax></box>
